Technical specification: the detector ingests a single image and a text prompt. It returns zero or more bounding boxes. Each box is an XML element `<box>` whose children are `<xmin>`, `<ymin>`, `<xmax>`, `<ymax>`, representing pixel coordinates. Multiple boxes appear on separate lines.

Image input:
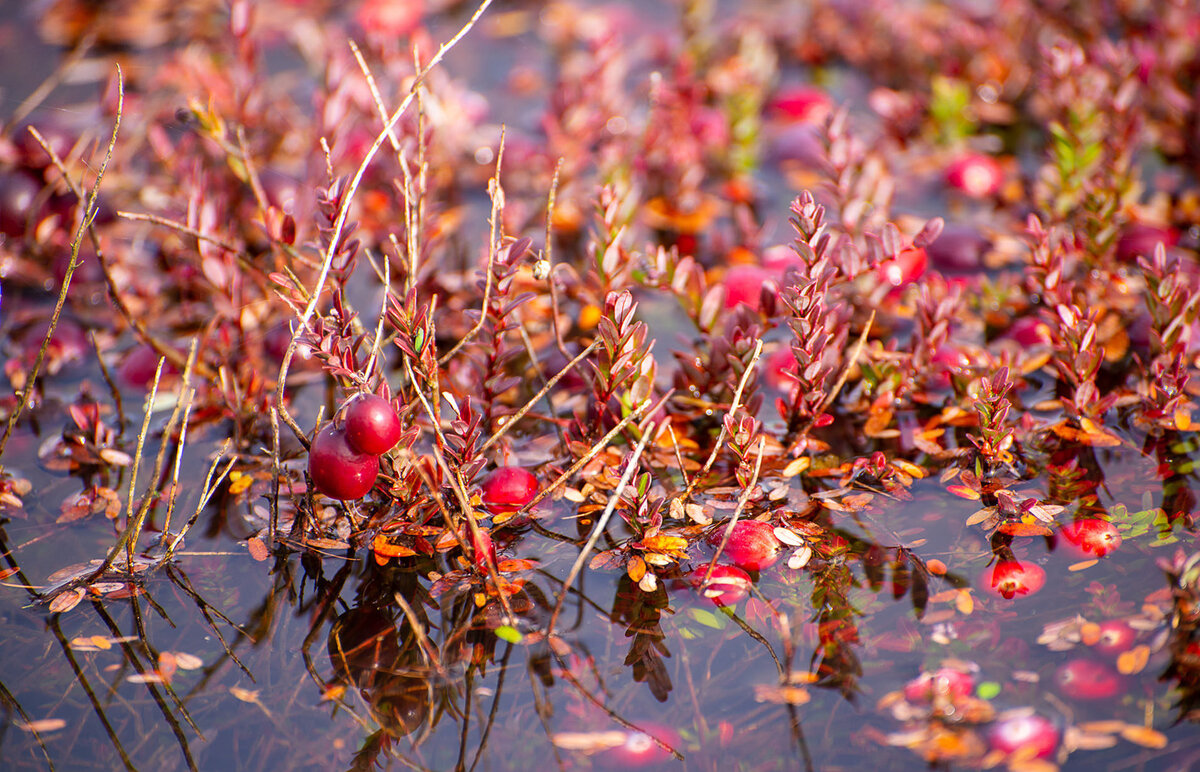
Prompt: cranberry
<box><xmin>903</xmin><ymin>667</ymin><xmax>975</xmax><ymax>703</ymax></box>
<box><xmin>0</xmin><ymin>171</ymin><xmax>41</xmax><ymax>237</ymax></box>
<box><xmin>1058</xmin><ymin>519</ymin><xmax>1122</xmax><ymax>559</ymax></box>
<box><xmin>480</xmin><ymin>466</ymin><xmax>539</xmax><ymax>514</ymax></box>
<box><xmin>988</xmin><ymin>714</ymin><xmax>1059</xmax><ymax>760</ymax></box>
<box><xmin>945</xmin><ymin>153</ymin><xmax>1003</xmax><ymax>198</ymax></box>
<box><xmin>344</xmin><ymin>393</ymin><xmax>403</xmax><ymax>455</ymax></box>
<box><xmin>707</xmin><ymin>520</ymin><xmax>782</xmax><ymax>572</ymax></box>
<box><xmin>308</xmin><ymin>424</ymin><xmax>380</xmax><ymax>501</ymax></box>
<box><xmin>1054</xmin><ymin>658</ymin><xmax>1122</xmax><ymax>700</ymax></box>
<box><xmin>1116</xmin><ymin>222</ymin><xmax>1178</xmax><ymax>263</ymax></box>
<box><xmin>769</xmin><ymin>86</ymin><xmax>833</xmax><ymax>123</ymax></box>
<box><xmin>981</xmin><ymin>560</ymin><xmax>1046</xmax><ymax>600</ymax></box>
<box><xmin>600</xmin><ymin>722</ymin><xmax>680</xmax><ymax>768</ymax></box>
<box><xmin>925</xmin><ymin>225</ymin><xmax>991</xmax><ymax>274</ymax></box>
<box><xmin>118</xmin><ymin>344</ymin><xmax>178</xmax><ymax>389</ymax></box>
<box><xmin>764</xmin><ymin>347</ymin><xmax>799</xmax><ymax>391</ymax></box>
<box><xmin>1004</xmin><ymin>317</ymin><xmax>1052</xmax><ymax>347</ymax></box>
<box><xmin>689</xmin><ymin>564</ymin><xmax>751</xmax><ymax>606</ymax></box>
<box><xmin>722</xmin><ymin>264</ymin><xmax>775</xmax><ymax>310</ymax></box>
<box><xmin>929</xmin><ymin>346</ymin><xmax>971</xmax><ymax>388</ymax></box>
<box><xmin>1094</xmin><ymin>620</ymin><xmax>1136</xmax><ymax>656</ymax></box>
<box><xmin>356</xmin><ymin>0</ymin><xmax>424</xmax><ymax>39</ymax></box>
<box><xmin>877</xmin><ymin>247</ymin><xmax>927</xmax><ymax>289</ymax></box>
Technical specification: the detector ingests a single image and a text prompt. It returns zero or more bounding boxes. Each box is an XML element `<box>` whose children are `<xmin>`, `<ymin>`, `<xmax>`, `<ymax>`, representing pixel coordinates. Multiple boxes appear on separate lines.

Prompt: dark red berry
<box><xmin>688</xmin><ymin>564</ymin><xmax>751</xmax><ymax>606</ymax></box>
<box><xmin>308</xmin><ymin>424</ymin><xmax>379</xmax><ymax>501</ymax></box>
<box><xmin>707</xmin><ymin>520</ymin><xmax>782</xmax><ymax>572</ymax></box>
<box><xmin>988</xmin><ymin>714</ymin><xmax>1059</xmax><ymax>760</ymax></box>
<box><xmin>1054</xmin><ymin>658</ymin><xmax>1122</xmax><ymax>700</ymax></box>
<box><xmin>480</xmin><ymin>466</ymin><xmax>539</xmax><ymax>514</ymax></box>
<box><xmin>722</xmin><ymin>264</ymin><xmax>775</xmax><ymax>310</ymax></box>
<box><xmin>343</xmin><ymin>393</ymin><xmax>403</xmax><ymax>455</ymax></box>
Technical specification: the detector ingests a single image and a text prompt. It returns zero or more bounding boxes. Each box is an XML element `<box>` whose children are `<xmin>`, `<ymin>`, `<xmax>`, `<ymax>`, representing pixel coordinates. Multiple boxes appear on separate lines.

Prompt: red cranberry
<box><xmin>118</xmin><ymin>344</ymin><xmax>178</xmax><ymax>389</ymax></box>
<box><xmin>308</xmin><ymin>424</ymin><xmax>380</xmax><ymax>501</ymax></box>
<box><xmin>764</xmin><ymin>347</ymin><xmax>799</xmax><ymax>391</ymax></box>
<box><xmin>0</xmin><ymin>171</ymin><xmax>41</xmax><ymax>237</ymax></box>
<box><xmin>1058</xmin><ymin>519</ymin><xmax>1122</xmax><ymax>559</ymax></box>
<box><xmin>769</xmin><ymin>86</ymin><xmax>832</xmax><ymax>123</ymax></box>
<box><xmin>1116</xmin><ymin>222</ymin><xmax>1178</xmax><ymax>263</ymax></box>
<box><xmin>877</xmin><ymin>247</ymin><xmax>927</xmax><ymax>289</ymax></box>
<box><xmin>903</xmin><ymin>667</ymin><xmax>975</xmax><ymax>703</ymax></box>
<box><xmin>480</xmin><ymin>466</ymin><xmax>539</xmax><ymax>514</ymax></box>
<box><xmin>925</xmin><ymin>225</ymin><xmax>991</xmax><ymax>273</ymax></box>
<box><xmin>600</xmin><ymin>722</ymin><xmax>680</xmax><ymax>768</ymax></box>
<box><xmin>981</xmin><ymin>560</ymin><xmax>1046</xmax><ymax>600</ymax></box>
<box><xmin>1004</xmin><ymin>317</ymin><xmax>1052</xmax><ymax>347</ymax></box>
<box><xmin>1054</xmin><ymin>658</ymin><xmax>1122</xmax><ymax>700</ymax></box>
<box><xmin>929</xmin><ymin>346</ymin><xmax>971</xmax><ymax>388</ymax></box>
<box><xmin>945</xmin><ymin>154</ymin><xmax>1003</xmax><ymax>198</ymax></box>
<box><xmin>707</xmin><ymin>520</ymin><xmax>782</xmax><ymax>572</ymax></box>
<box><xmin>689</xmin><ymin>564</ymin><xmax>751</xmax><ymax>606</ymax></box>
<box><xmin>988</xmin><ymin>714</ymin><xmax>1059</xmax><ymax>760</ymax></box>
<box><xmin>722</xmin><ymin>264</ymin><xmax>775</xmax><ymax>310</ymax></box>
<box><xmin>1094</xmin><ymin>620</ymin><xmax>1136</xmax><ymax>656</ymax></box>
<box><xmin>356</xmin><ymin>0</ymin><xmax>424</xmax><ymax>38</ymax></box>
<box><xmin>344</xmin><ymin>393</ymin><xmax>403</xmax><ymax>455</ymax></box>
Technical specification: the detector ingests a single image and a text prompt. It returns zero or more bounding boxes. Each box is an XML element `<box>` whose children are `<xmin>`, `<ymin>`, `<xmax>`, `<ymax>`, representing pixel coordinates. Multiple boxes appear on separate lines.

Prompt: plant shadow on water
<box><xmin>4</xmin><ymin>0</ymin><xmax>1200</xmax><ymax>770</ymax></box>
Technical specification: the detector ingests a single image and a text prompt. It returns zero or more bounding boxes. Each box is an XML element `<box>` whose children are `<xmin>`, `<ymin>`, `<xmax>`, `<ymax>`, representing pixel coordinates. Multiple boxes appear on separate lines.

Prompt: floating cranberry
<box><xmin>723</xmin><ymin>264</ymin><xmax>775</xmax><ymax>310</ymax></box>
<box><xmin>903</xmin><ymin>667</ymin><xmax>975</xmax><ymax>703</ymax></box>
<box><xmin>1054</xmin><ymin>658</ymin><xmax>1122</xmax><ymax>700</ymax></box>
<box><xmin>480</xmin><ymin>466</ymin><xmax>539</xmax><ymax>514</ymax></box>
<box><xmin>689</xmin><ymin>564</ymin><xmax>751</xmax><ymax>606</ymax></box>
<box><xmin>708</xmin><ymin>520</ymin><xmax>782</xmax><ymax>572</ymax></box>
<box><xmin>988</xmin><ymin>714</ymin><xmax>1059</xmax><ymax>760</ymax></box>
<box><xmin>1058</xmin><ymin>519</ymin><xmax>1122</xmax><ymax>559</ymax></box>
<box><xmin>945</xmin><ymin>153</ymin><xmax>1004</xmax><ymax>198</ymax></box>
<box><xmin>981</xmin><ymin>560</ymin><xmax>1046</xmax><ymax>600</ymax></box>
<box><xmin>600</xmin><ymin>722</ymin><xmax>680</xmax><ymax>768</ymax></box>
<box><xmin>344</xmin><ymin>393</ymin><xmax>403</xmax><ymax>455</ymax></box>
<box><xmin>1094</xmin><ymin>620</ymin><xmax>1136</xmax><ymax>656</ymax></box>
<box><xmin>769</xmin><ymin>86</ymin><xmax>833</xmax><ymax>124</ymax></box>
<box><xmin>877</xmin><ymin>247</ymin><xmax>927</xmax><ymax>289</ymax></box>
<box><xmin>308</xmin><ymin>424</ymin><xmax>380</xmax><ymax>501</ymax></box>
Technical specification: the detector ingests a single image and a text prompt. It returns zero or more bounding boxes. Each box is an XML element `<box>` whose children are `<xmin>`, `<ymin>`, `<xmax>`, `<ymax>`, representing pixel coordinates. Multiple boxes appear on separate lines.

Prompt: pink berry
<box><xmin>1116</xmin><ymin>222</ymin><xmax>1178</xmax><ymax>263</ymax></box>
<box><xmin>903</xmin><ymin>667</ymin><xmax>975</xmax><ymax>703</ymax></box>
<box><xmin>764</xmin><ymin>347</ymin><xmax>799</xmax><ymax>391</ymax></box>
<box><xmin>601</xmin><ymin>722</ymin><xmax>680</xmax><ymax>767</ymax></box>
<box><xmin>769</xmin><ymin>86</ymin><xmax>832</xmax><ymax>123</ymax></box>
<box><xmin>945</xmin><ymin>154</ymin><xmax>1003</xmax><ymax>198</ymax></box>
<box><xmin>308</xmin><ymin>424</ymin><xmax>380</xmax><ymax>501</ymax></box>
<box><xmin>344</xmin><ymin>393</ymin><xmax>403</xmax><ymax>455</ymax></box>
<box><xmin>1058</xmin><ymin>519</ymin><xmax>1122</xmax><ymax>559</ymax></box>
<box><xmin>1054</xmin><ymin>659</ymin><xmax>1122</xmax><ymax>700</ymax></box>
<box><xmin>1094</xmin><ymin>620</ymin><xmax>1136</xmax><ymax>656</ymax></box>
<box><xmin>981</xmin><ymin>560</ymin><xmax>1046</xmax><ymax>600</ymax></box>
<box><xmin>356</xmin><ymin>0</ymin><xmax>423</xmax><ymax>38</ymax></box>
<box><xmin>1004</xmin><ymin>317</ymin><xmax>1052</xmax><ymax>347</ymax></box>
<box><xmin>722</xmin><ymin>264</ymin><xmax>775</xmax><ymax>310</ymax></box>
<box><xmin>688</xmin><ymin>564</ymin><xmax>751</xmax><ymax>606</ymax></box>
<box><xmin>877</xmin><ymin>247</ymin><xmax>927</xmax><ymax>288</ymax></box>
<box><xmin>988</xmin><ymin>714</ymin><xmax>1059</xmax><ymax>760</ymax></box>
<box><xmin>480</xmin><ymin>466</ymin><xmax>539</xmax><ymax>514</ymax></box>
<box><xmin>707</xmin><ymin>520</ymin><xmax>782</xmax><ymax>572</ymax></box>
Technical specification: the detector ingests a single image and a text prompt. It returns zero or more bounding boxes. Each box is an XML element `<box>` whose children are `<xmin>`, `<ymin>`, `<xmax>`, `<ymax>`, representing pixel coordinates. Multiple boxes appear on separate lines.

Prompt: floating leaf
<box><xmin>1119</xmin><ymin>724</ymin><xmax>1167</xmax><ymax>749</ymax></box>
<box><xmin>1116</xmin><ymin>645</ymin><xmax>1150</xmax><ymax>675</ymax></box>
<box><xmin>690</xmin><ymin>607</ymin><xmax>724</xmax><ymax>629</ymax></box>
<box><xmin>49</xmin><ymin>589</ymin><xmax>84</xmax><ymax>613</ymax></box>
<box><xmin>1068</xmin><ymin>559</ymin><xmax>1099</xmax><ymax>571</ymax></box>
<box><xmin>949</xmin><ymin>485</ymin><xmax>981</xmax><ymax>500</ymax></box>
<box><xmin>247</xmin><ymin>536</ymin><xmax>269</xmax><ymax>562</ymax></box>
<box><xmin>494</xmin><ymin>625</ymin><xmax>523</xmax><ymax>644</ymax></box>
<box><xmin>17</xmin><ymin>718</ymin><xmax>66</xmax><ymax>733</ymax></box>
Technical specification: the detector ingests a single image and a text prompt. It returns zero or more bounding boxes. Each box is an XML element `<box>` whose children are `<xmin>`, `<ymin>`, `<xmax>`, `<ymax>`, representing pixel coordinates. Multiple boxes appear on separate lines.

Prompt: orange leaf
<box><xmin>926</xmin><ymin>559</ymin><xmax>947</xmax><ymax>575</ymax></box>
<box><xmin>947</xmin><ymin>485</ymin><xmax>980</xmax><ymax>500</ymax></box>
<box><xmin>1119</xmin><ymin>724</ymin><xmax>1167</xmax><ymax>749</ymax></box>
<box><xmin>996</xmin><ymin>522</ymin><xmax>1054</xmax><ymax>537</ymax></box>
<box><xmin>627</xmin><ymin>555</ymin><xmax>647</xmax><ymax>582</ymax></box>
<box><xmin>641</xmin><ymin>533</ymin><xmax>688</xmax><ymax>553</ymax></box>
<box><xmin>49</xmin><ymin>589</ymin><xmax>83</xmax><ymax>614</ymax></box>
<box><xmin>955</xmin><ymin>590</ymin><xmax>975</xmax><ymax>615</ymax></box>
<box><xmin>247</xmin><ymin>536</ymin><xmax>269</xmax><ymax>562</ymax></box>
<box><xmin>1080</xmin><ymin>622</ymin><xmax>1101</xmax><ymax>646</ymax></box>
<box><xmin>1116</xmin><ymin>645</ymin><xmax>1150</xmax><ymax>675</ymax></box>
<box><xmin>1069</xmin><ymin>559</ymin><xmax>1099</xmax><ymax>572</ymax></box>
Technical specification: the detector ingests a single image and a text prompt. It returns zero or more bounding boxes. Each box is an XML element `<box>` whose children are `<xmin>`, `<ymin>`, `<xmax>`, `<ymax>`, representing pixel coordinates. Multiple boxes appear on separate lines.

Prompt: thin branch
<box><xmin>479</xmin><ymin>341</ymin><xmax>597</xmax><ymax>453</ymax></box>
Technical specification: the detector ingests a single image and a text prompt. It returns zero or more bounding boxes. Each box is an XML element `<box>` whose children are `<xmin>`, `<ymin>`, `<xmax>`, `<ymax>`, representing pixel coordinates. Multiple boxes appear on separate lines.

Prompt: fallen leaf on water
<box><xmin>947</xmin><ymin>485</ymin><xmax>980</xmax><ymax>501</ymax></box>
<box><xmin>1077</xmin><ymin>721</ymin><xmax>1128</xmax><ymax>734</ymax></box>
<box><xmin>1064</xmin><ymin>726</ymin><xmax>1118</xmax><ymax>750</ymax></box>
<box><xmin>49</xmin><ymin>588</ymin><xmax>84</xmax><ymax>613</ymax></box>
<box><xmin>1119</xmin><ymin>724</ymin><xmax>1167</xmax><ymax>749</ymax></box>
<box><xmin>230</xmin><ymin>687</ymin><xmax>260</xmax><ymax>704</ymax></box>
<box><xmin>926</xmin><ymin>559</ymin><xmax>947</xmax><ymax>575</ymax></box>
<box><xmin>783</xmin><ymin>457</ymin><xmax>810</xmax><ymax>477</ymax></box>
<box><xmin>754</xmin><ymin>683</ymin><xmax>811</xmax><ymax>704</ymax></box>
<box><xmin>1079</xmin><ymin>622</ymin><xmax>1101</xmax><ymax>646</ymax></box>
<box><xmin>1068</xmin><ymin>559</ymin><xmax>1099</xmax><ymax>572</ymax></box>
<box><xmin>247</xmin><ymin>536</ymin><xmax>269</xmax><ymax>562</ymax></box>
<box><xmin>550</xmin><ymin>731</ymin><xmax>627</xmax><ymax>751</ymax></box>
<box><xmin>955</xmin><ymin>590</ymin><xmax>975</xmax><ymax>615</ymax></box>
<box><xmin>17</xmin><ymin>718</ymin><xmax>66</xmax><ymax>733</ymax></box>
<box><xmin>126</xmin><ymin>672</ymin><xmax>165</xmax><ymax>684</ymax></box>
<box><xmin>173</xmin><ymin>652</ymin><xmax>203</xmax><ymax>670</ymax></box>
<box><xmin>1116</xmin><ymin>645</ymin><xmax>1150</xmax><ymax>675</ymax></box>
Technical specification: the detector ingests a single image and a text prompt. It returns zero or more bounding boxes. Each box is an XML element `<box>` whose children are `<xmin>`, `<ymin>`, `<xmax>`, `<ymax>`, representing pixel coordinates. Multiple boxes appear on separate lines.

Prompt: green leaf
<box><xmin>689</xmin><ymin>607</ymin><xmax>725</xmax><ymax>629</ymax></box>
<box><xmin>977</xmin><ymin>681</ymin><xmax>1002</xmax><ymax>700</ymax></box>
<box><xmin>494</xmin><ymin>625</ymin><xmax>523</xmax><ymax>644</ymax></box>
